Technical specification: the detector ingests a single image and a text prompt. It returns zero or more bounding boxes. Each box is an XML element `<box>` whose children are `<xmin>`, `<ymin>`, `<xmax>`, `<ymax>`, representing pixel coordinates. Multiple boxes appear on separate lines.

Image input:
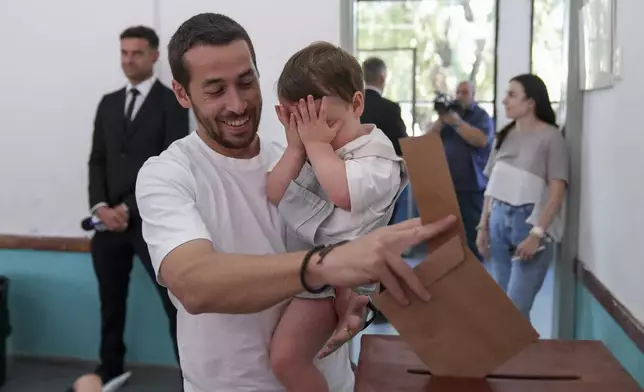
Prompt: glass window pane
<box><xmin>356</xmin><ymin>0</ymin><xmax>497</xmax><ymax>133</ymax></box>
<box><xmin>356</xmin><ymin>49</ymin><xmax>414</xmax><ymax>104</ymax></box>
<box><xmin>531</xmin><ymin>0</ymin><xmax>565</xmax><ymax>104</ymax></box>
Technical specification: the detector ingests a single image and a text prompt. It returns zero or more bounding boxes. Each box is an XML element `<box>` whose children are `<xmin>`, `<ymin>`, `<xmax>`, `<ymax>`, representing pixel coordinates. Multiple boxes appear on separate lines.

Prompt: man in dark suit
<box><xmin>76</xmin><ymin>26</ymin><xmax>189</xmax><ymax>391</ymax></box>
<box><xmin>360</xmin><ymin>57</ymin><xmax>408</xmax><ymax>156</ymax></box>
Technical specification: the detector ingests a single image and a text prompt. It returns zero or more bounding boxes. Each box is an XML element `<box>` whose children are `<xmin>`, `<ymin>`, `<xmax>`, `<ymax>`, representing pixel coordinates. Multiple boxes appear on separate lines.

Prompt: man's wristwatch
<box><xmin>529</xmin><ymin>226</ymin><xmax>545</xmax><ymax>239</ymax></box>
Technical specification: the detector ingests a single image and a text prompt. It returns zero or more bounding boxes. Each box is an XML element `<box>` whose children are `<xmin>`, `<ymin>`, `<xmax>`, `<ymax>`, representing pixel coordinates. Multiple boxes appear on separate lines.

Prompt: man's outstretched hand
<box><xmin>317</xmin><ymin>288</ymin><xmax>370</xmax><ymax>359</ymax></box>
<box><xmin>307</xmin><ymin>216</ymin><xmax>456</xmax><ymax>307</ymax></box>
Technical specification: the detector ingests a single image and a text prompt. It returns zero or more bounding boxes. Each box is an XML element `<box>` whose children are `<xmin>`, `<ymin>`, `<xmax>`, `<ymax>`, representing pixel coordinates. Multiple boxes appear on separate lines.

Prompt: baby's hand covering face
<box><xmin>274</xmin><ymin>104</ymin><xmax>304</xmax><ymax>151</ymax></box>
<box><xmin>291</xmin><ymin>95</ymin><xmax>343</xmax><ymax>145</ymax></box>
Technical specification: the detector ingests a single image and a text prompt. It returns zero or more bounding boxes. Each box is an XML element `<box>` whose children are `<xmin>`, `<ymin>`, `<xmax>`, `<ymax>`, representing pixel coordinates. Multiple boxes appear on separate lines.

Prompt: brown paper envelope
<box><xmin>370</xmin><ymin>132</ymin><xmax>540</xmax><ymax>378</ymax></box>
<box><xmin>371</xmin><ymin>236</ymin><xmax>539</xmax><ymax>378</ymax></box>
<box><xmin>399</xmin><ymin>131</ymin><xmax>466</xmax><ymax>250</ymax></box>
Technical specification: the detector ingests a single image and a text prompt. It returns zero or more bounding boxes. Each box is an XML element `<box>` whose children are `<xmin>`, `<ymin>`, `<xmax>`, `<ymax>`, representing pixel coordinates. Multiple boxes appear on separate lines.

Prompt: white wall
<box><xmin>0</xmin><ymin>0</ymin><xmax>341</xmax><ymax>237</ymax></box>
<box><xmin>0</xmin><ymin>0</ymin><xmax>156</xmax><ymax>237</ymax></box>
<box><xmin>577</xmin><ymin>0</ymin><xmax>644</xmax><ymax>324</ymax></box>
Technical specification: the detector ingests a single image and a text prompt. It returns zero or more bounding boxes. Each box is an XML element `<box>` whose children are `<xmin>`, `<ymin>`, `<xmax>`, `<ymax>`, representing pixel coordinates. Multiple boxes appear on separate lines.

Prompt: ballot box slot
<box><xmin>406</xmin><ymin>368</ymin><xmax>581</xmax><ymax>381</ymax></box>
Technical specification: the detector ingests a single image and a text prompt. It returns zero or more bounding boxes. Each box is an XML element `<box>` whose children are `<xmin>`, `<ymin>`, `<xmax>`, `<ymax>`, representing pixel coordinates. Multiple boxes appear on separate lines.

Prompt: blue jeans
<box><xmin>488</xmin><ymin>200</ymin><xmax>553</xmax><ymax>320</ymax></box>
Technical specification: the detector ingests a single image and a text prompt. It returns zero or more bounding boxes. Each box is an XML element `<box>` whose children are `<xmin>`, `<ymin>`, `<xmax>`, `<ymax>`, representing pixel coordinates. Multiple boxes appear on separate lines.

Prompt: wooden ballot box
<box><xmin>354</xmin><ymin>334</ymin><xmax>642</xmax><ymax>392</ymax></box>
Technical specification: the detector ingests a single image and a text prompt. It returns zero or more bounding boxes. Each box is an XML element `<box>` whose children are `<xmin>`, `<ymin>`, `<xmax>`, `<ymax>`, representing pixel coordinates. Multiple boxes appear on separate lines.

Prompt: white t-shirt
<box><xmin>135</xmin><ymin>132</ymin><xmax>354</xmax><ymax>392</ymax></box>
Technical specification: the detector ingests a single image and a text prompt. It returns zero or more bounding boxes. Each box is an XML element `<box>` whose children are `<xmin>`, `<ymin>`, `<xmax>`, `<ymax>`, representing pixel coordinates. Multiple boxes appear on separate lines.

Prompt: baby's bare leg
<box><xmin>270</xmin><ymin>297</ymin><xmax>337</xmax><ymax>392</ymax></box>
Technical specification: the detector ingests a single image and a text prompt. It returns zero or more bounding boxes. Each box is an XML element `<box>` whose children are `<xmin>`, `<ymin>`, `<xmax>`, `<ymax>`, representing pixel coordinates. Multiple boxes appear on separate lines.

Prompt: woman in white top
<box><xmin>476</xmin><ymin>74</ymin><xmax>569</xmax><ymax>320</ymax></box>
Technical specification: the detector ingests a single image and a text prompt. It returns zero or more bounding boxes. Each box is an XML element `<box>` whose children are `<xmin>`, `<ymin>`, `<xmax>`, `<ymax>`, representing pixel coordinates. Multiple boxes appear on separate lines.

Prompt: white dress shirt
<box><xmin>365</xmin><ymin>85</ymin><xmax>383</xmax><ymax>95</ymax></box>
<box><xmin>125</xmin><ymin>75</ymin><xmax>157</xmax><ymax>120</ymax></box>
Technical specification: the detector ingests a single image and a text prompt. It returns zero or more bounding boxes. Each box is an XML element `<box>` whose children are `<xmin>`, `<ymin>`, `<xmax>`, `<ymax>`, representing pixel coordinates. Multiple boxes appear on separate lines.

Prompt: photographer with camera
<box><xmin>426</xmin><ymin>80</ymin><xmax>494</xmax><ymax>261</ymax></box>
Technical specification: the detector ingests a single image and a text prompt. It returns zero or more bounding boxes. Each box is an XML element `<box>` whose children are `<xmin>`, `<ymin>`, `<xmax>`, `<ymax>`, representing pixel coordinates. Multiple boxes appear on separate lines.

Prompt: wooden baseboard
<box><xmin>9</xmin><ymin>353</ymin><xmax>179</xmax><ymax>371</ymax></box>
<box><xmin>575</xmin><ymin>258</ymin><xmax>644</xmax><ymax>354</ymax></box>
<box><xmin>0</xmin><ymin>234</ymin><xmax>90</xmax><ymax>253</ymax></box>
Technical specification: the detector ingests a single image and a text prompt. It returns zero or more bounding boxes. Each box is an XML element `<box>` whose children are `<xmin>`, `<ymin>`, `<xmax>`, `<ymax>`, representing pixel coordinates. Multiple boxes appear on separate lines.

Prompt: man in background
<box><xmin>360</xmin><ymin>57</ymin><xmax>410</xmax><ymax>325</ymax></box>
<box><xmin>360</xmin><ymin>57</ymin><xmax>408</xmax><ymax>156</ymax></box>
<box><xmin>427</xmin><ymin>80</ymin><xmax>493</xmax><ymax>261</ymax></box>
<box><xmin>75</xmin><ymin>26</ymin><xmax>189</xmax><ymax>392</ymax></box>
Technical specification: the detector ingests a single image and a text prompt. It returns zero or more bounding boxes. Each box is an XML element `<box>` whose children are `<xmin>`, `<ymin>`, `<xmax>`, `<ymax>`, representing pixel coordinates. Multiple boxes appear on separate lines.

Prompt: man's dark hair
<box><xmin>495</xmin><ymin>73</ymin><xmax>557</xmax><ymax>150</ymax></box>
<box><xmin>168</xmin><ymin>13</ymin><xmax>258</xmax><ymax>91</ymax></box>
<box><xmin>120</xmin><ymin>26</ymin><xmax>159</xmax><ymax>50</ymax></box>
<box><xmin>362</xmin><ymin>57</ymin><xmax>387</xmax><ymax>85</ymax></box>
<box><xmin>277</xmin><ymin>41</ymin><xmax>364</xmax><ymax>104</ymax></box>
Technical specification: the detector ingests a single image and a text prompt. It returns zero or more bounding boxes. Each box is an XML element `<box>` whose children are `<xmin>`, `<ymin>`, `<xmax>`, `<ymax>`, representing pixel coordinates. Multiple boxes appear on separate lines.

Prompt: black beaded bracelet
<box><xmin>299</xmin><ymin>240</ymin><xmax>350</xmax><ymax>294</ymax></box>
<box><xmin>300</xmin><ymin>245</ymin><xmax>328</xmax><ymax>294</ymax></box>
<box><xmin>362</xmin><ymin>301</ymin><xmax>379</xmax><ymax>331</ymax></box>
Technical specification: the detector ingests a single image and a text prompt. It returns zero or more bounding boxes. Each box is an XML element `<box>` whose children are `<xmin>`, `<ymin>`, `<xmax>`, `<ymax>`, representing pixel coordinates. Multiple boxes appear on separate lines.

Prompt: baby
<box><xmin>267</xmin><ymin>42</ymin><xmax>407</xmax><ymax>392</ymax></box>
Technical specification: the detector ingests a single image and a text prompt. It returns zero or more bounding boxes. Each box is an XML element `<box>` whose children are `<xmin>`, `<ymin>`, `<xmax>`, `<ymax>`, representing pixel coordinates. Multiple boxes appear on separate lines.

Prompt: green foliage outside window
<box><xmin>355</xmin><ymin>0</ymin><xmax>497</xmax><ymax>134</ymax></box>
<box><xmin>531</xmin><ymin>0</ymin><xmax>566</xmax><ymax>120</ymax></box>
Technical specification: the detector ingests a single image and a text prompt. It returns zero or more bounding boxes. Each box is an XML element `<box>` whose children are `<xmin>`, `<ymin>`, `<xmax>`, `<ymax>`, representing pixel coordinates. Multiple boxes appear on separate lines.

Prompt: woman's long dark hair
<box><xmin>495</xmin><ymin>74</ymin><xmax>557</xmax><ymax>150</ymax></box>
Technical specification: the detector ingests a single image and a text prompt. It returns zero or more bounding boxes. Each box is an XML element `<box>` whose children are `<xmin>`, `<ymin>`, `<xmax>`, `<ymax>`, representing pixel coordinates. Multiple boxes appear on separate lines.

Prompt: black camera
<box><xmin>433</xmin><ymin>92</ymin><xmax>465</xmax><ymax>117</ymax></box>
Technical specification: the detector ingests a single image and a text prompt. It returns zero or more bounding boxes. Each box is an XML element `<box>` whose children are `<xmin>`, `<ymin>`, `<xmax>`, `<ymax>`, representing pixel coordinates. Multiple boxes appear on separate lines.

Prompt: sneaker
<box><xmin>101</xmin><ymin>371</ymin><xmax>132</xmax><ymax>392</ymax></box>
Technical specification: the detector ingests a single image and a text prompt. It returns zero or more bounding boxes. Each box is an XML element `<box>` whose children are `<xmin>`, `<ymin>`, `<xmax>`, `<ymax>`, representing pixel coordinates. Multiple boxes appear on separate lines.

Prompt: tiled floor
<box><xmin>528</xmin><ymin>263</ymin><xmax>554</xmax><ymax>338</ymax></box>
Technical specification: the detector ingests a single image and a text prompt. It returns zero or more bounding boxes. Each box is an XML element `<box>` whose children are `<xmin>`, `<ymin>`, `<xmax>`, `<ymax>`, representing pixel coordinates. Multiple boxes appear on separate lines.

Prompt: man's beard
<box><xmin>193</xmin><ymin>103</ymin><xmax>261</xmax><ymax>150</ymax></box>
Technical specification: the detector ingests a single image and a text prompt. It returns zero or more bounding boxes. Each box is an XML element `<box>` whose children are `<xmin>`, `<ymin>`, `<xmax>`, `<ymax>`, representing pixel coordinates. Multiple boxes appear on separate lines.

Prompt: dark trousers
<box><xmin>456</xmin><ymin>190</ymin><xmax>484</xmax><ymax>262</ymax></box>
<box><xmin>91</xmin><ymin>217</ymin><xmax>179</xmax><ymax>373</ymax></box>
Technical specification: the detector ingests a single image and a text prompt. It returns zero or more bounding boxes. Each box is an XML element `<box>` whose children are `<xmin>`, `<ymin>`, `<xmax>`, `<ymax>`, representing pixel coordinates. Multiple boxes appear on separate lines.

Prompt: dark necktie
<box><xmin>125</xmin><ymin>88</ymin><xmax>140</xmax><ymax>123</ymax></box>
